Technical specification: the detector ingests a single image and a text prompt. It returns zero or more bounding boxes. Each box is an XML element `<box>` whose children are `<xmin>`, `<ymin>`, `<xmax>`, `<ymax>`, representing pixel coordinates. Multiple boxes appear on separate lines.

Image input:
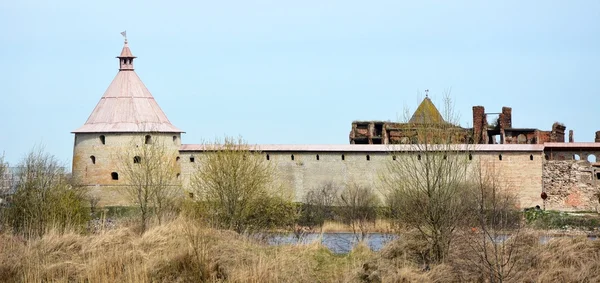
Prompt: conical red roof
<box><xmin>72</xmin><ymin>41</ymin><xmax>182</xmax><ymax>133</ymax></box>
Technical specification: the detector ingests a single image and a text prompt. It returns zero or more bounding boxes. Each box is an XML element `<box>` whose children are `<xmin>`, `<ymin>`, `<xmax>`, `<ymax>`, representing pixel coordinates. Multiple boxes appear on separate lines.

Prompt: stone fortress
<box><xmin>72</xmin><ymin>39</ymin><xmax>600</xmax><ymax>211</ymax></box>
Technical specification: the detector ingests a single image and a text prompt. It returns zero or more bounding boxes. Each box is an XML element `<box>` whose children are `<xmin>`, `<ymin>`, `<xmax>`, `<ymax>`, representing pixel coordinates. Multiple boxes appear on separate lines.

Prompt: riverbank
<box><xmin>3</xmin><ymin>217</ymin><xmax>600</xmax><ymax>282</ymax></box>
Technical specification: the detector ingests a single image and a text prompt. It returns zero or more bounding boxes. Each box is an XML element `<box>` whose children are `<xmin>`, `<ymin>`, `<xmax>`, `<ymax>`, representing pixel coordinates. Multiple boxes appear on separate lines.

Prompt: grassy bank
<box><xmin>0</xmin><ymin>217</ymin><xmax>371</xmax><ymax>283</ymax></box>
<box><xmin>3</xmin><ymin>218</ymin><xmax>600</xmax><ymax>282</ymax></box>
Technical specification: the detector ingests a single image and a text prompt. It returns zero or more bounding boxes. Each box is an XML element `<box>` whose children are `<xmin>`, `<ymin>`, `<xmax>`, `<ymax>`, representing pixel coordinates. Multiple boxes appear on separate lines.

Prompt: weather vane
<box><xmin>120</xmin><ymin>30</ymin><xmax>127</xmax><ymax>43</ymax></box>
<box><xmin>425</xmin><ymin>89</ymin><xmax>429</xmax><ymax>98</ymax></box>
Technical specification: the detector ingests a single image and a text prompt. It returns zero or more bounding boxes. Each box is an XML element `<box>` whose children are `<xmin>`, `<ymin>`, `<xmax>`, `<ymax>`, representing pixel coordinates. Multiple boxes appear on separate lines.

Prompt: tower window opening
<box><xmin>100</xmin><ymin>135</ymin><xmax>106</xmax><ymax>145</ymax></box>
<box><xmin>316</xmin><ymin>154</ymin><xmax>320</xmax><ymax>161</ymax></box>
<box><xmin>90</xmin><ymin>155</ymin><xmax>96</xmax><ymax>164</ymax></box>
<box><xmin>545</xmin><ymin>154</ymin><xmax>549</xmax><ymax>160</ymax></box>
<box><xmin>417</xmin><ymin>154</ymin><xmax>421</xmax><ymax>161</ymax></box>
<box><xmin>111</xmin><ymin>172</ymin><xmax>119</xmax><ymax>180</ymax></box>
<box><xmin>145</xmin><ymin>135</ymin><xmax>152</xmax><ymax>144</ymax></box>
<box><xmin>530</xmin><ymin>155</ymin><xmax>534</xmax><ymax>161</ymax></box>
<box><xmin>190</xmin><ymin>156</ymin><xmax>195</xmax><ymax>163</ymax></box>
<box><xmin>176</xmin><ymin>156</ymin><xmax>180</xmax><ymax>162</ymax></box>
<box><xmin>266</xmin><ymin>154</ymin><xmax>270</xmax><ymax>161</ymax></box>
<box><xmin>173</xmin><ymin>136</ymin><xmax>177</xmax><ymax>144</ymax></box>
<box><xmin>499</xmin><ymin>154</ymin><xmax>503</xmax><ymax>161</ymax></box>
<box><xmin>291</xmin><ymin>154</ymin><xmax>295</xmax><ymax>161</ymax></box>
<box><xmin>596</xmin><ymin>172</ymin><xmax>600</xmax><ymax>180</ymax></box>
<box><xmin>342</xmin><ymin>154</ymin><xmax>345</xmax><ymax>161</ymax></box>
<box><xmin>366</xmin><ymin>155</ymin><xmax>370</xmax><ymax>161</ymax></box>
<box><xmin>392</xmin><ymin>155</ymin><xmax>397</xmax><ymax>161</ymax></box>
<box><xmin>443</xmin><ymin>155</ymin><xmax>447</xmax><ymax>160</ymax></box>
<box><xmin>176</xmin><ymin>173</ymin><xmax>181</xmax><ymax>179</ymax></box>
<box><xmin>133</xmin><ymin>156</ymin><xmax>141</xmax><ymax>164</ymax></box>
<box><xmin>469</xmin><ymin>154</ymin><xmax>473</xmax><ymax>161</ymax></box>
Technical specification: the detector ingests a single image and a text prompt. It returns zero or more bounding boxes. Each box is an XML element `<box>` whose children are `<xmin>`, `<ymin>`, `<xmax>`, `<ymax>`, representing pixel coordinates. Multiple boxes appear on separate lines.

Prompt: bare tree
<box><xmin>299</xmin><ymin>182</ymin><xmax>339</xmax><ymax>231</ymax></box>
<box><xmin>381</xmin><ymin>93</ymin><xmax>473</xmax><ymax>263</ymax></box>
<box><xmin>336</xmin><ymin>183</ymin><xmax>380</xmax><ymax>241</ymax></box>
<box><xmin>0</xmin><ymin>153</ymin><xmax>8</xmax><ymax>199</ymax></box>
<box><xmin>459</xmin><ymin>162</ymin><xmax>521</xmax><ymax>283</ymax></box>
<box><xmin>118</xmin><ymin>135</ymin><xmax>181</xmax><ymax>233</ymax></box>
<box><xmin>191</xmin><ymin>137</ymin><xmax>296</xmax><ymax>234</ymax></box>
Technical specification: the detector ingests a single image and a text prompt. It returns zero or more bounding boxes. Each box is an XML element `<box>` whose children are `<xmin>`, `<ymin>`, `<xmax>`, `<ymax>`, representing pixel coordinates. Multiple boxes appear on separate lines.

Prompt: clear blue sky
<box><xmin>0</xmin><ymin>0</ymin><xmax>598</xmax><ymax>166</ymax></box>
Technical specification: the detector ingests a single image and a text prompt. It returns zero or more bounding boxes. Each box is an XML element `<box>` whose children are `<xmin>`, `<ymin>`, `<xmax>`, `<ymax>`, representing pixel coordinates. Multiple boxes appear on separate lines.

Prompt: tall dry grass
<box><xmin>3</xmin><ymin>218</ymin><xmax>600</xmax><ymax>282</ymax></box>
<box><xmin>359</xmin><ymin>230</ymin><xmax>600</xmax><ymax>282</ymax></box>
<box><xmin>0</xmin><ymin>217</ymin><xmax>371</xmax><ymax>283</ymax></box>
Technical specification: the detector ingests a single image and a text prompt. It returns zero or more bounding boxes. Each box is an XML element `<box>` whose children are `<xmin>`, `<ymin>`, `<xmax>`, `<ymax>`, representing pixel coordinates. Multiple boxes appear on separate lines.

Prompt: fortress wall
<box><xmin>179</xmin><ymin>150</ymin><xmax>544</xmax><ymax>208</ymax></box>
<box><xmin>543</xmin><ymin>160</ymin><xmax>600</xmax><ymax>211</ymax></box>
<box><xmin>477</xmin><ymin>152</ymin><xmax>544</xmax><ymax>208</ymax></box>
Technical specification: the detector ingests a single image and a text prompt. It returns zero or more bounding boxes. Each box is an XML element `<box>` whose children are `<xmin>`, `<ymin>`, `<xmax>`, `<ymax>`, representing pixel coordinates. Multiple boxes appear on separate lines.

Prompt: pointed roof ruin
<box><xmin>73</xmin><ymin>37</ymin><xmax>182</xmax><ymax>133</ymax></box>
<box><xmin>408</xmin><ymin>96</ymin><xmax>445</xmax><ymax>124</ymax></box>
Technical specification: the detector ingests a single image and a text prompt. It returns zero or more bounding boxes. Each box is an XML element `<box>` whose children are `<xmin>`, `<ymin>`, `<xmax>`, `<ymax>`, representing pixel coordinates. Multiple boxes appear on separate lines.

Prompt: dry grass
<box><xmin>0</xmin><ymin>218</ymin><xmax>371</xmax><ymax>283</ymax></box>
<box><xmin>3</xmin><ymin>220</ymin><xmax>600</xmax><ymax>282</ymax></box>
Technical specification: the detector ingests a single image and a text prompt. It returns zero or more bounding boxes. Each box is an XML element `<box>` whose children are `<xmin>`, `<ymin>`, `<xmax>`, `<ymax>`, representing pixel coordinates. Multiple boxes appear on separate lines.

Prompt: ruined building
<box><xmin>73</xmin><ymin>39</ymin><xmax>600</xmax><ymax>212</ymax></box>
<box><xmin>350</xmin><ymin>100</ymin><xmax>567</xmax><ymax>145</ymax></box>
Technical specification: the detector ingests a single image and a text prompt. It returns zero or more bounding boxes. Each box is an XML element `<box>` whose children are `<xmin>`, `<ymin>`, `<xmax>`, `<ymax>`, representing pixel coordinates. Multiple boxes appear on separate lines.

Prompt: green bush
<box><xmin>525</xmin><ymin>209</ymin><xmax>600</xmax><ymax>230</ymax></box>
<box><xmin>2</xmin><ymin>148</ymin><xmax>90</xmax><ymax>237</ymax></box>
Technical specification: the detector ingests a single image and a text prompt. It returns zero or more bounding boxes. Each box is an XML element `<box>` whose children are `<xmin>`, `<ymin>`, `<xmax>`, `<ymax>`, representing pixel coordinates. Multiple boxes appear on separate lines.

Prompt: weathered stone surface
<box><xmin>543</xmin><ymin>160</ymin><xmax>599</xmax><ymax>211</ymax></box>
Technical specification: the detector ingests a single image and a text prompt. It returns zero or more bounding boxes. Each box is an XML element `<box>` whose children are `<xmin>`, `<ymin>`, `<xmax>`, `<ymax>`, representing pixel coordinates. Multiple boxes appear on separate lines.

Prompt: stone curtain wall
<box><xmin>543</xmin><ymin>160</ymin><xmax>600</xmax><ymax>211</ymax></box>
<box><xmin>478</xmin><ymin>152</ymin><xmax>544</xmax><ymax>208</ymax></box>
<box><xmin>178</xmin><ymin>150</ymin><xmax>544</xmax><ymax>208</ymax></box>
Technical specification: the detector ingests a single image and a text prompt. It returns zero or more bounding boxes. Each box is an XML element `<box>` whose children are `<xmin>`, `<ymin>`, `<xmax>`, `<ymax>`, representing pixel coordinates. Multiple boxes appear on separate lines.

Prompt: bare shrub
<box><xmin>298</xmin><ymin>182</ymin><xmax>339</xmax><ymax>230</ymax></box>
<box><xmin>381</xmin><ymin>94</ymin><xmax>473</xmax><ymax>263</ymax></box>
<box><xmin>191</xmin><ymin>137</ymin><xmax>296</xmax><ymax>234</ymax></box>
<box><xmin>118</xmin><ymin>135</ymin><xmax>181</xmax><ymax>233</ymax></box>
<box><xmin>336</xmin><ymin>183</ymin><xmax>380</xmax><ymax>241</ymax></box>
<box><xmin>453</xmin><ymin>163</ymin><xmax>523</xmax><ymax>283</ymax></box>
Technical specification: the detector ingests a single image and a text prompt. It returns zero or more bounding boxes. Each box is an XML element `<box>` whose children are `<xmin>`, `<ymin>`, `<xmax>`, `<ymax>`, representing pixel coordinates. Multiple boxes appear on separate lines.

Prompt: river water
<box><xmin>268</xmin><ymin>233</ymin><xmax>397</xmax><ymax>254</ymax></box>
<box><xmin>267</xmin><ymin>233</ymin><xmax>598</xmax><ymax>254</ymax></box>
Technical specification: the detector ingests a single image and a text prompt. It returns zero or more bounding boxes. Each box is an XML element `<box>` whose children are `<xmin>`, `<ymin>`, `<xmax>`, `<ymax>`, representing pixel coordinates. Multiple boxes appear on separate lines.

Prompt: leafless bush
<box><xmin>191</xmin><ymin>137</ymin><xmax>296</xmax><ymax>234</ymax></box>
<box><xmin>336</xmin><ymin>183</ymin><xmax>380</xmax><ymax>241</ymax></box>
<box><xmin>118</xmin><ymin>135</ymin><xmax>181</xmax><ymax>233</ymax></box>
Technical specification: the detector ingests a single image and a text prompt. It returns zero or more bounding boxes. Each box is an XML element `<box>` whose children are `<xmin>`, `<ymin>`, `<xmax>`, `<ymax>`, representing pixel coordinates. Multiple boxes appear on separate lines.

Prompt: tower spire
<box><xmin>117</xmin><ymin>31</ymin><xmax>136</xmax><ymax>71</ymax></box>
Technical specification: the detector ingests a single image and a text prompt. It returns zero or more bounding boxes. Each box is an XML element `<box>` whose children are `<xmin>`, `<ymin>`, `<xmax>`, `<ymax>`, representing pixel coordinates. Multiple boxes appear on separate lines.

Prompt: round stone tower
<box><xmin>72</xmin><ymin>37</ymin><xmax>183</xmax><ymax>204</ymax></box>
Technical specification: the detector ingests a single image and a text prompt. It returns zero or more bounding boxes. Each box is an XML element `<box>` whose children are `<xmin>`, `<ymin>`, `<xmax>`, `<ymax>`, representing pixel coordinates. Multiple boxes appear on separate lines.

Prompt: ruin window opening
<box><xmin>366</xmin><ymin>155</ymin><xmax>370</xmax><ymax>161</ymax></box>
<box><xmin>266</xmin><ymin>154</ymin><xmax>270</xmax><ymax>161</ymax></box>
<box><xmin>316</xmin><ymin>154</ymin><xmax>320</xmax><ymax>161</ymax></box>
<box><xmin>190</xmin><ymin>156</ymin><xmax>195</xmax><ymax>163</ymax></box>
<box><xmin>176</xmin><ymin>173</ymin><xmax>181</xmax><ymax>179</ymax></box>
<box><xmin>597</xmin><ymin>172</ymin><xmax>600</xmax><ymax>180</ymax></box>
<box><xmin>530</xmin><ymin>155</ymin><xmax>534</xmax><ymax>161</ymax></box>
<box><xmin>291</xmin><ymin>154</ymin><xmax>295</xmax><ymax>161</ymax></box>
<box><xmin>341</xmin><ymin>154</ymin><xmax>345</xmax><ymax>161</ymax></box>
<box><xmin>133</xmin><ymin>156</ymin><xmax>141</xmax><ymax>164</ymax></box>
<box><xmin>574</xmin><ymin>154</ymin><xmax>581</xmax><ymax>161</ymax></box>
<box><xmin>499</xmin><ymin>154</ymin><xmax>503</xmax><ymax>161</ymax></box>
<box><xmin>545</xmin><ymin>154</ymin><xmax>549</xmax><ymax>160</ymax></box>
<box><xmin>176</xmin><ymin>156</ymin><xmax>180</xmax><ymax>162</ymax></box>
<box><xmin>90</xmin><ymin>155</ymin><xmax>96</xmax><ymax>164</ymax></box>
<box><xmin>99</xmin><ymin>135</ymin><xmax>106</xmax><ymax>145</ymax></box>
<box><xmin>145</xmin><ymin>135</ymin><xmax>152</xmax><ymax>145</ymax></box>
<box><xmin>588</xmin><ymin>155</ymin><xmax>597</xmax><ymax>163</ymax></box>
<box><xmin>111</xmin><ymin>172</ymin><xmax>119</xmax><ymax>180</ymax></box>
